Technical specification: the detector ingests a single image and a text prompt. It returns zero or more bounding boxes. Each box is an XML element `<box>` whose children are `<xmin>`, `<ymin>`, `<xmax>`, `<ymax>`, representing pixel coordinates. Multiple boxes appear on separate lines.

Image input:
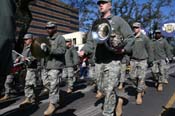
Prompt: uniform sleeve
<box><xmin>50</xmin><ymin>35</ymin><xmax>66</xmax><ymax>55</ymax></box>
<box><xmin>117</xmin><ymin>17</ymin><xmax>135</xmax><ymax>53</ymax></box>
<box><xmin>164</xmin><ymin>39</ymin><xmax>173</xmax><ymax>59</ymax></box>
<box><xmin>145</xmin><ymin>37</ymin><xmax>154</xmax><ymax>62</ymax></box>
<box><xmin>81</xmin><ymin>32</ymin><xmax>95</xmax><ymax>55</ymax></box>
<box><xmin>72</xmin><ymin>47</ymin><xmax>80</xmax><ymax>65</ymax></box>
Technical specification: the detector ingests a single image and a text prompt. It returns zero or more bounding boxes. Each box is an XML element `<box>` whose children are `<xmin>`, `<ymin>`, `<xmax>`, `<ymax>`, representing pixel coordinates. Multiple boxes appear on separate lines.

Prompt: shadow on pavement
<box><xmin>1</xmin><ymin>104</ymin><xmax>39</xmax><ymax>116</ymax></box>
<box><xmin>125</xmin><ymin>86</ymin><xmax>137</xmax><ymax>97</ymax></box>
<box><xmin>54</xmin><ymin>109</ymin><xmax>77</xmax><ymax>116</ymax></box>
<box><xmin>0</xmin><ymin>97</ymin><xmax>20</xmax><ymax>109</ymax></box>
<box><xmin>58</xmin><ymin>91</ymin><xmax>85</xmax><ymax>108</ymax></box>
<box><xmin>161</xmin><ymin>107</ymin><xmax>175</xmax><ymax>116</ymax></box>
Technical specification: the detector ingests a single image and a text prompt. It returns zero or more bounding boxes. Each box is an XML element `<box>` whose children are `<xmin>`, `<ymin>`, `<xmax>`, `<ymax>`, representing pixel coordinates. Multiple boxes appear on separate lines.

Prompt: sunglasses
<box><xmin>133</xmin><ymin>27</ymin><xmax>140</xmax><ymax>29</ymax></box>
<box><xmin>97</xmin><ymin>1</ymin><xmax>109</xmax><ymax>5</ymax></box>
<box><xmin>46</xmin><ymin>27</ymin><xmax>55</xmax><ymax>29</ymax></box>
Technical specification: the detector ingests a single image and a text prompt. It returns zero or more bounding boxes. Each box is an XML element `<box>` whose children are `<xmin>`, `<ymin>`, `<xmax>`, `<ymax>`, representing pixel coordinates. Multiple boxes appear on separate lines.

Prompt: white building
<box><xmin>63</xmin><ymin>31</ymin><xmax>86</xmax><ymax>51</ymax></box>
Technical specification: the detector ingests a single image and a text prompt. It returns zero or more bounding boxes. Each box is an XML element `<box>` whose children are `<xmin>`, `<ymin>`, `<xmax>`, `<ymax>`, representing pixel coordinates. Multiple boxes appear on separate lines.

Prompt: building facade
<box><xmin>27</xmin><ymin>0</ymin><xmax>79</xmax><ymax>37</ymax></box>
<box><xmin>63</xmin><ymin>31</ymin><xmax>86</xmax><ymax>51</ymax></box>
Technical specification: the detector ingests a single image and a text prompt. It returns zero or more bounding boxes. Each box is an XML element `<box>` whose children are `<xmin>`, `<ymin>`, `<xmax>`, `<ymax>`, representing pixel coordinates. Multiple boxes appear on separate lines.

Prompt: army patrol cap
<box><xmin>23</xmin><ymin>34</ymin><xmax>33</xmax><ymax>39</ymax></box>
<box><xmin>65</xmin><ymin>39</ymin><xmax>72</xmax><ymax>42</ymax></box>
<box><xmin>155</xmin><ymin>29</ymin><xmax>161</xmax><ymax>33</ymax></box>
<box><xmin>46</xmin><ymin>21</ymin><xmax>56</xmax><ymax>28</ymax></box>
<box><xmin>97</xmin><ymin>0</ymin><xmax>112</xmax><ymax>5</ymax></box>
<box><xmin>132</xmin><ymin>22</ymin><xmax>141</xmax><ymax>28</ymax></box>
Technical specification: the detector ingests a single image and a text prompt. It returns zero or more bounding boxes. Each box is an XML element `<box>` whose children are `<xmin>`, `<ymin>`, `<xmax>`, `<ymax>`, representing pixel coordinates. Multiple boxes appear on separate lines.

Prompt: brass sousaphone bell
<box><xmin>91</xmin><ymin>18</ymin><xmax>112</xmax><ymax>44</ymax></box>
<box><xmin>31</xmin><ymin>38</ymin><xmax>50</xmax><ymax>59</ymax></box>
<box><xmin>91</xmin><ymin>18</ymin><xmax>124</xmax><ymax>53</ymax></box>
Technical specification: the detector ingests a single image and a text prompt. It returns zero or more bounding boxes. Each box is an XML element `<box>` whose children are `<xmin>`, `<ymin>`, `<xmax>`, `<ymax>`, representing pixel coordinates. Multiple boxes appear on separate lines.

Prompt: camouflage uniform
<box><xmin>40</xmin><ymin>58</ymin><xmax>49</xmax><ymax>89</ymax></box>
<box><xmin>63</xmin><ymin>45</ymin><xmax>79</xmax><ymax>90</ymax></box>
<box><xmin>3</xmin><ymin>52</ymin><xmax>18</xmax><ymax>97</ymax></box>
<box><xmin>151</xmin><ymin>37</ymin><xmax>173</xmax><ymax>84</ymax></box>
<box><xmin>119</xmin><ymin>55</ymin><xmax>130</xmax><ymax>84</ymax></box>
<box><xmin>22</xmin><ymin>44</ymin><xmax>37</xmax><ymax>99</ymax></box>
<box><xmin>82</xmin><ymin>14</ymin><xmax>134</xmax><ymax>116</ymax></box>
<box><xmin>45</xmin><ymin>32</ymin><xmax>66</xmax><ymax>104</ymax></box>
<box><xmin>129</xmin><ymin>32</ymin><xmax>153</xmax><ymax>93</ymax></box>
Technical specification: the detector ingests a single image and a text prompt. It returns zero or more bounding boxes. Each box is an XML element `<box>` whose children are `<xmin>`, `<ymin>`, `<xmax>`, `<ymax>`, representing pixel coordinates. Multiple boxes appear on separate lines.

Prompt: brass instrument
<box><xmin>30</xmin><ymin>38</ymin><xmax>50</xmax><ymax>59</ymax></box>
<box><xmin>91</xmin><ymin>18</ymin><xmax>124</xmax><ymax>52</ymax></box>
<box><xmin>91</xmin><ymin>18</ymin><xmax>111</xmax><ymax>44</ymax></box>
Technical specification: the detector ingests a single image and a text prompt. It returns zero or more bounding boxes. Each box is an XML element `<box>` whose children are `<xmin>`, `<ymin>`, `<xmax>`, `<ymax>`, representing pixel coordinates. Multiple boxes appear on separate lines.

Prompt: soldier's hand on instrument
<box><xmin>40</xmin><ymin>43</ymin><xmax>48</xmax><ymax>52</ymax></box>
<box><xmin>79</xmin><ymin>50</ymin><xmax>85</xmax><ymax>57</ymax></box>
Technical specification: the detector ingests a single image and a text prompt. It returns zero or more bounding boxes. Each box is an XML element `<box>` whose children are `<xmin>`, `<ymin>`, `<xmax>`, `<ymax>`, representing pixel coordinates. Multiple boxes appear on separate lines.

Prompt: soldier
<box><xmin>19</xmin><ymin>34</ymin><xmax>38</xmax><ymax>106</ymax></box>
<box><xmin>40</xmin><ymin>21</ymin><xmax>66</xmax><ymax>116</ymax></box>
<box><xmin>62</xmin><ymin>39</ymin><xmax>79</xmax><ymax>93</ymax></box>
<box><xmin>79</xmin><ymin>0</ymin><xmax>134</xmax><ymax>116</ymax></box>
<box><xmin>0</xmin><ymin>44</ymin><xmax>18</xmax><ymax>101</ymax></box>
<box><xmin>129</xmin><ymin>22</ymin><xmax>154</xmax><ymax>105</ymax></box>
<box><xmin>151</xmin><ymin>29</ymin><xmax>173</xmax><ymax>92</ymax></box>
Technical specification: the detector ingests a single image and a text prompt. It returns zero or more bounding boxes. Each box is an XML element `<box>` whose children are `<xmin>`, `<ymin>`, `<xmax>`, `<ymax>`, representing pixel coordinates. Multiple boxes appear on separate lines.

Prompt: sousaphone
<box><xmin>31</xmin><ymin>38</ymin><xmax>50</xmax><ymax>59</ymax></box>
<box><xmin>91</xmin><ymin>18</ymin><xmax>111</xmax><ymax>44</ymax></box>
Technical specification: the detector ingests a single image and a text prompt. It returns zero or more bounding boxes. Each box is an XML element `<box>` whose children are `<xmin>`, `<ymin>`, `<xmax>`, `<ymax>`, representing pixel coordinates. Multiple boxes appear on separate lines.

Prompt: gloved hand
<box><xmin>148</xmin><ymin>61</ymin><xmax>153</xmax><ymax>68</ymax></box>
<box><xmin>40</xmin><ymin>43</ymin><xmax>48</xmax><ymax>52</ymax></box>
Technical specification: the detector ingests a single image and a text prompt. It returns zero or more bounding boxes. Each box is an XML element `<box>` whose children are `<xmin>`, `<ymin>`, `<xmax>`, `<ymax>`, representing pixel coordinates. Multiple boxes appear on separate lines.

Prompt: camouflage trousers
<box><xmin>62</xmin><ymin>67</ymin><xmax>75</xmax><ymax>89</ymax></box>
<box><xmin>95</xmin><ymin>61</ymin><xmax>127</xmax><ymax>116</ymax></box>
<box><xmin>151</xmin><ymin>59</ymin><xmax>168</xmax><ymax>83</ymax></box>
<box><xmin>88</xmin><ymin>64</ymin><xmax>96</xmax><ymax>83</ymax></box>
<box><xmin>4</xmin><ymin>74</ymin><xmax>14</xmax><ymax>95</ymax></box>
<box><xmin>25</xmin><ymin>68</ymin><xmax>37</xmax><ymax>99</ymax></box>
<box><xmin>119</xmin><ymin>63</ymin><xmax>127</xmax><ymax>83</ymax></box>
<box><xmin>130</xmin><ymin>59</ymin><xmax>147</xmax><ymax>93</ymax></box>
<box><xmin>47</xmin><ymin>69</ymin><xmax>62</xmax><ymax>104</ymax></box>
<box><xmin>41</xmin><ymin>68</ymin><xmax>49</xmax><ymax>89</ymax></box>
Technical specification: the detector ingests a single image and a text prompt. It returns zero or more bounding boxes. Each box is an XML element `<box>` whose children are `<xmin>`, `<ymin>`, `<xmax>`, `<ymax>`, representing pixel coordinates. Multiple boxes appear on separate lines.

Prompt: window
<box><xmin>73</xmin><ymin>38</ymin><xmax>76</xmax><ymax>45</ymax></box>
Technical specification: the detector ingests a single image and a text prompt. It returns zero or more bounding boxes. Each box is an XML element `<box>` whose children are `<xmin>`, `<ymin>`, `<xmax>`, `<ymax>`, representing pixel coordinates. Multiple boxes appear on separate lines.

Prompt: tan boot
<box><xmin>67</xmin><ymin>88</ymin><xmax>72</xmax><ymax>93</ymax></box>
<box><xmin>44</xmin><ymin>103</ymin><xmax>56</xmax><ymax>116</ymax></box>
<box><xmin>0</xmin><ymin>95</ymin><xmax>10</xmax><ymax>101</ymax></box>
<box><xmin>115</xmin><ymin>98</ymin><xmax>123</xmax><ymax>116</ymax></box>
<box><xmin>19</xmin><ymin>98</ymin><xmax>32</xmax><ymax>106</ymax></box>
<box><xmin>118</xmin><ymin>83</ymin><xmax>123</xmax><ymax>90</ymax></box>
<box><xmin>157</xmin><ymin>83</ymin><xmax>163</xmax><ymax>92</ymax></box>
<box><xmin>136</xmin><ymin>93</ymin><xmax>142</xmax><ymax>105</ymax></box>
<box><xmin>164</xmin><ymin>79</ymin><xmax>168</xmax><ymax>84</ymax></box>
<box><xmin>95</xmin><ymin>90</ymin><xmax>103</xmax><ymax>99</ymax></box>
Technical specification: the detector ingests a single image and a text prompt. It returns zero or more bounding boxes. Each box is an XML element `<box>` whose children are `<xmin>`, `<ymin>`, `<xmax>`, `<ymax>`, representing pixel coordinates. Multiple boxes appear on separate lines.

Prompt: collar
<box><xmin>101</xmin><ymin>14</ymin><xmax>114</xmax><ymax>20</ymax></box>
<box><xmin>48</xmin><ymin>32</ymin><xmax>59</xmax><ymax>40</ymax></box>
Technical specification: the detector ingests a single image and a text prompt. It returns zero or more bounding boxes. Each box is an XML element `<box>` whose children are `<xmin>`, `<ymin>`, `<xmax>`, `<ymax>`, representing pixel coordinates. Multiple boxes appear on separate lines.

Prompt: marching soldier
<box><xmin>79</xmin><ymin>0</ymin><xmax>134</xmax><ymax>116</ymax></box>
<box><xmin>129</xmin><ymin>22</ymin><xmax>154</xmax><ymax>105</ymax></box>
<box><xmin>151</xmin><ymin>29</ymin><xmax>173</xmax><ymax>92</ymax></box>
<box><xmin>40</xmin><ymin>21</ymin><xmax>66</xmax><ymax>116</ymax></box>
<box><xmin>19</xmin><ymin>34</ymin><xmax>38</xmax><ymax>106</ymax></box>
<box><xmin>0</xmin><ymin>44</ymin><xmax>18</xmax><ymax>101</ymax></box>
<box><xmin>62</xmin><ymin>39</ymin><xmax>79</xmax><ymax>93</ymax></box>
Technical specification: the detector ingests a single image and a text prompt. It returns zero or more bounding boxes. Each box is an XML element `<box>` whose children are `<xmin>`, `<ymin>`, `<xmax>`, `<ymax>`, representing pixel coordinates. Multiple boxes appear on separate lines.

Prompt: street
<box><xmin>0</xmin><ymin>64</ymin><xmax>175</xmax><ymax>116</ymax></box>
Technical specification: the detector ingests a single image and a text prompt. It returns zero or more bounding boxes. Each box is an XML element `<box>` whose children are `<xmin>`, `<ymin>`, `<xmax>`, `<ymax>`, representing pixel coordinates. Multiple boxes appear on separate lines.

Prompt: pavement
<box><xmin>0</xmin><ymin>64</ymin><xmax>175</xmax><ymax>116</ymax></box>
